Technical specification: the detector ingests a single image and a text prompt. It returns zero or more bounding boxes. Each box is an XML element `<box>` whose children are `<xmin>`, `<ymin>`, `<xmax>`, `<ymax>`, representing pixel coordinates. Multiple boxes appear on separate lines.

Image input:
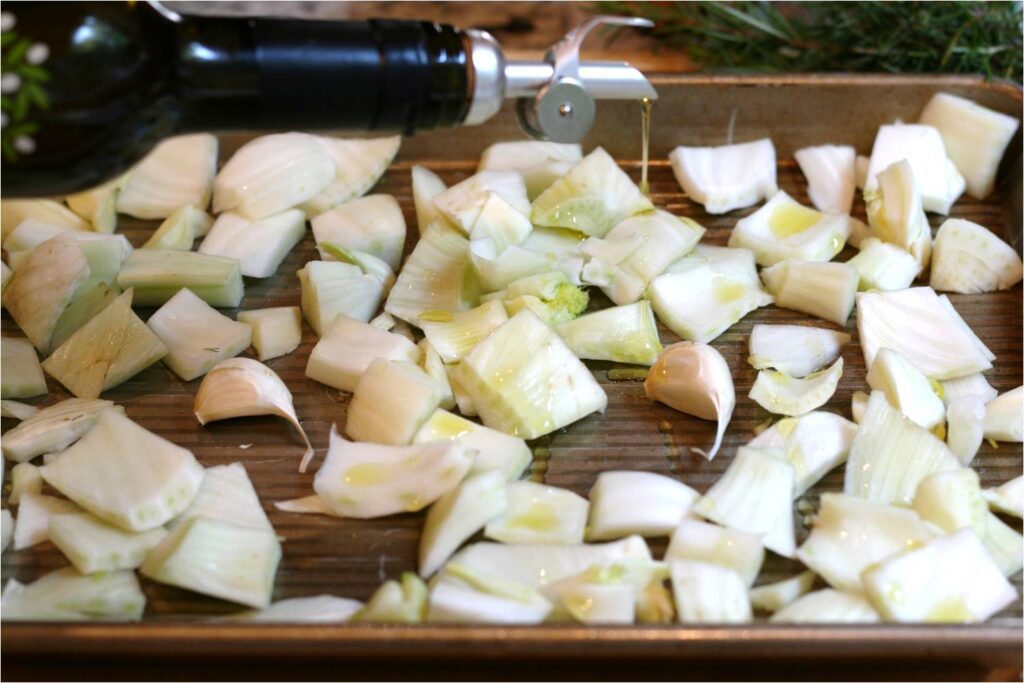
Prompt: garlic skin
<box><xmin>645</xmin><ymin>342</ymin><xmax>735</xmax><ymax>460</ymax></box>
<box><xmin>194</xmin><ymin>358</ymin><xmax>313</xmax><ymax>472</ymax></box>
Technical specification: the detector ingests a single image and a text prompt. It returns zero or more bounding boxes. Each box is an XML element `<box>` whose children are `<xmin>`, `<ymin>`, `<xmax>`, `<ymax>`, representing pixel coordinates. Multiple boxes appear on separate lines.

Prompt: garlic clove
<box><xmin>645</xmin><ymin>342</ymin><xmax>735</xmax><ymax>460</ymax></box>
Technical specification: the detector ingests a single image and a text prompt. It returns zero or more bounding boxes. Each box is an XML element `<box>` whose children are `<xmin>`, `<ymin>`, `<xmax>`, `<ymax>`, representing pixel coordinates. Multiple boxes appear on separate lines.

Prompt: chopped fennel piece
<box><xmin>866</xmin><ymin>348</ymin><xmax>945</xmax><ymax>430</ymax></box>
<box><xmin>468</xmin><ymin>192</ymin><xmax>533</xmax><ymax>253</ymax></box>
<box><xmin>1</xmin><ymin>199</ymin><xmax>89</xmax><ymax>242</ymax></box>
<box><xmin>1</xmin><ymin>337</ymin><xmax>48</xmax><ymax>399</ymax></box>
<box><xmin>669</xmin><ymin>559</ymin><xmax>752</xmax><ymax>623</ymax></box>
<box><xmin>169</xmin><ymin>462</ymin><xmax>273</xmax><ymax>532</ymax></box>
<box><xmin>411</xmin><ymin>165</ymin><xmax>448</xmax><ymax>234</ymax></box>
<box><xmin>419</xmin><ymin>299</ymin><xmax>508</xmax><ymax>363</ymax></box>
<box><xmin>650</xmin><ymin>245</ymin><xmax>772</xmax><ymax>343</ymax></box>
<box><xmin>470</xmin><ymin>241</ymin><xmax>549</xmax><ymax>294</ymax></box>
<box><xmin>864</xmin><ymin>122</ymin><xmax>963</xmax><ymax>215</ymax></box>
<box><xmin>668</xmin><ymin>138</ymin><xmax>777</xmax><ymax>214</ymax></box>
<box><xmin>312</xmin><ymin>425</ymin><xmax>473</xmax><ymax>518</ymax></box>
<box><xmin>346</xmin><ymin>359</ymin><xmax>444</xmax><ymax>446</ymax></box>
<box><xmin>10</xmin><ymin>462</ymin><xmax>42</xmax><ymax>504</ymax></box>
<box><xmin>229</xmin><ymin>595</ymin><xmax>363</xmax><ymax>623</ymax></box>
<box><xmin>929</xmin><ymin>218</ymin><xmax>1023</xmax><ymax>293</ymax></box>
<box><xmin>945</xmin><ymin>396</ymin><xmax>986</xmax><ymax>465</ymax></box>
<box><xmin>749</xmin><ymin>358</ymin><xmax>843</xmax><ymax>418</ymax></box>
<box><xmin>693</xmin><ymin>446</ymin><xmax>796</xmax><ymax>557</ymax></box>
<box><xmin>447</xmin><ymin>535</ymin><xmax>652</xmax><ymax>589</ymax></box>
<box><xmin>298</xmin><ymin>261</ymin><xmax>385</xmax><ymax>334</ymax></box>
<box><xmin>547</xmin><ymin>565</ymin><xmax>637</xmax><ymax>625</ymax></box>
<box><xmin>311</xmin><ymin>194</ymin><xmax>406</xmax><ymax>270</ymax></box>
<box><xmin>49</xmin><ymin>512</ymin><xmax>167</xmax><ymax>574</ymax></box>
<box><xmin>447</xmin><ymin>363</ymin><xmax>478</xmax><ymax>416</ymax></box>
<box><xmin>645</xmin><ymin>341</ymin><xmax>734</xmax><ymax>460</ymax></box>
<box><xmin>142</xmin><ymin>205</ymin><xmax>212</xmax><ymax>250</ymax></box>
<box><xmin>417</xmin><ymin>339</ymin><xmax>456</xmax><ymax>411</ymax></box>
<box><xmin>769</xmin><ymin>589</ymin><xmax>880</xmax><ymax>624</ymax></box>
<box><xmin>433</xmin><ymin>170</ymin><xmax>530</xmax><ymax>234</ymax></box>
<box><xmin>427</xmin><ymin>564</ymin><xmax>552</xmax><ymax>624</ymax></box>
<box><xmin>588</xmin><ymin>210</ymin><xmax>705</xmax><ymax>305</ymax></box>
<box><xmin>12</xmin><ymin>492</ymin><xmax>80</xmax><ymax>550</ymax></box>
<box><xmin>587</xmin><ymin>471</ymin><xmax>699</xmax><ymax>541</ymax></box>
<box><xmin>385</xmin><ymin>222</ymin><xmax>479</xmax><ymax>325</ymax></box>
<box><xmin>918</xmin><ymin>92</ymin><xmax>1020</xmax><ymax>199</ymax></box>
<box><xmin>794</xmin><ymin>144</ymin><xmax>856</xmax><ymax>214</ymax></box>
<box><xmin>844</xmin><ymin>391</ymin><xmax>959</xmax><ymax>505</ymax></box>
<box><xmin>864</xmin><ymin>159</ymin><xmax>932</xmax><ymax>268</ymax></box>
<box><xmin>412</xmin><ymin>409</ymin><xmax>531</xmax><ymax>480</ymax></box>
<box><xmin>478</xmin><ymin>140</ymin><xmax>583</xmax><ymax>199</ymax></box>
<box><xmin>198</xmin><ymin>209</ymin><xmax>306</xmax><ymax>279</ymax></box>
<box><xmin>116</xmin><ymin>249</ymin><xmax>244</xmax><ymax>308</ymax></box>
<box><xmin>2</xmin><ymin>567</ymin><xmax>146</xmax><ymax>622</ymax></box>
<box><xmin>452</xmin><ymin>309</ymin><xmax>607</xmax><ymax>439</ymax></box>
<box><xmin>420</xmin><ymin>471</ymin><xmax>507</xmax><ymax>577</ymax></box>
<box><xmin>0</xmin><ymin>400</ymin><xmax>38</xmax><ymax>420</ymax></box>
<box><xmin>984</xmin><ymin>476</ymin><xmax>1023</xmax><ymax>519</ymax></box>
<box><xmin>983</xmin><ymin>386</ymin><xmax>1023</xmax><ymax>443</ymax></box>
<box><xmin>747</xmin><ymin>324</ymin><xmax>850</xmax><ymax>378</ymax></box>
<box><xmin>318</xmin><ymin>244</ymin><xmax>396</xmax><ymax>292</ymax></box>
<box><xmin>556</xmin><ymin>301</ymin><xmax>662</xmax><ymax>366</ymax></box>
<box><xmin>747</xmin><ymin>411</ymin><xmax>858</xmax><ymax>496</ymax></box>
<box><xmin>847</xmin><ymin>237</ymin><xmax>922</xmax><ymax>291</ymax></box>
<box><xmin>664</xmin><ymin>519</ymin><xmax>765</xmax><ymax>587</ymax></box>
<box><xmin>305</xmin><ymin>315</ymin><xmax>420</xmax><ymax>392</ymax></box>
<box><xmin>118</xmin><ymin>134</ymin><xmax>217</xmax><ymax>218</ymax></box>
<box><xmin>484</xmin><ymin>481</ymin><xmax>589</xmax><ymax>545</ymax></box>
<box><xmin>236</xmin><ymin>307</ymin><xmax>302</xmax><ymax>361</ymax></box>
<box><xmin>980</xmin><ymin>513</ymin><xmax>1024</xmax><ymax>578</ymax></box>
<box><xmin>796</xmin><ymin>493</ymin><xmax>933</xmax><ymax>593</ymax></box>
<box><xmin>39</xmin><ymin>409</ymin><xmax>205</xmax><ymax>531</ymax></box>
<box><xmin>856</xmin><ymin>287</ymin><xmax>993</xmax><ymax>379</ymax></box>
<box><xmin>728</xmin><ymin>190</ymin><xmax>850</xmax><ymax>266</ymax></box>
<box><xmin>141</xmin><ymin>516</ymin><xmax>281</xmax><ymax>609</ymax></box>
<box><xmin>749</xmin><ymin>571</ymin><xmax>816</xmax><ymax>613</ymax></box>
<box><xmin>1</xmin><ymin>510</ymin><xmax>12</xmax><ymax>554</ymax></box>
<box><xmin>146</xmin><ymin>288</ymin><xmax>251</xmax><ymax>381</ymax></box>
<box><xmin>355</xmin><ymin>572</ymin><xmax>428</xmax><ymax>623</ymax></box>
<box><xmin>761</xmin><ymin>259</ymin><xmax>858</xmax><ymax>326</ymax></box>
<box><xmin>273</xmin><ymin>495</ymin><xmax>333</xmax><ymax>516</ymax></box>
<box><xmin>4</xmin><ymin>233</ymin><xmax>90</xmax><ymax>354</ymax></box>
<box><xmin>213</xmin><ymin>132</ymin><xmax>332</xmax><ymax>219</ymax></box>
<box><xmin>940</xmin><ymin>373</ymin><xmax>998</xmax><ymax>408</ymax></box>
<box><xmin>42</xmin><ymin>289</ymin><xmax>168</xmax><ymax>398</ymax></box>
<box><xmin>846</xmin><ymin>216</ymin><xmax>872</xmax><ymax>249</ymax></box>
<box><xmin>194</xmin><ymin>358</ymin><xmax>312</xmax><ymax>471</ymax></box>
<box><xmin>531</xmin><ymin>147</ymin><xmax>653</xmax><ymax>237</ymax></box>
<box><xmin>299</xmin><ymin>135</ymin><xmax>401</xmax><ymax>216</ymax></box>
<box><xmin>862</xmin><ymin>529</ymin><xmax>1016</xmax><ymax>623</ymax></box>
<box><xmin>499</xmin><ymin>271</ymin><xmax>589</xmax><ymax>327</ymax></box>
<box><xmin>50</xmin><ymin>282</ymin><xmax>120</xmax><ymax>352</ymax></box>
<box><xmin>4</xmin><ymin>221</ymin><xmax>131</xmax><ymax>281</ymax></box>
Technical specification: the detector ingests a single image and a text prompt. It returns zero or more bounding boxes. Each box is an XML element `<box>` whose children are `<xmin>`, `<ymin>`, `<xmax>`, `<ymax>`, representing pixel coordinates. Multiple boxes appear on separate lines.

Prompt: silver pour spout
<box><xmin>463</xmin><ymin>16</ymin><xmax>658</xmax><ymax>143</ymax></box>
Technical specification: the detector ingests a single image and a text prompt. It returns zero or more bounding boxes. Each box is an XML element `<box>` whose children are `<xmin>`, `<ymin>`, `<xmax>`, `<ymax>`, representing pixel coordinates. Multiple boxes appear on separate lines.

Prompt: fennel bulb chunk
<box><xmin>669</xmin><ymin>138</ymin><xmax>777</xmax><ymax>214</ymax></box>
<box><xmin>355</xmin><ymin>572</ymin><xmax>428</xmax><ymax>623</ymax></box>
<box><xmin>478</xmin><ymin>140</ymin><xmax>583</xmax><ymax>199</ymax></box>
<box><xmin>116</xmin><ymin>249</ymin><xmax>244</xmax><ymax>308</ymax></box>
<box><xmin>311</xmin><ymin>194</ymin><xmax>407</xmax><ymax>270</ymax></box>
<box><xmin>427</xmin><ymin>565</ymin><xmax>552</xmax><ymax>624</ymax></box>
<box><xmin>419</xmin><ymin>471</ymin><xmax>507</xmax><ymax>577</ymax></box>
<box><xmin>236</xmin><ymin>307</ymin><xmax>302</xmax><ymax>361</ymax></box>
<box><xmin>199</xmin><ymin>209</ymin><xmax>306</xmax><ymax>279</ymax></box>
<box><xmin>844</xmin><ymin>391</ymin><xmax>959</xmax><ymax>505</ymax></box>
<box><xmin>747</xmin><ymin>324</ymin><xmax>850</xmax><ymax>378</ymax></box>
<box><xmin>865</xmin><ymin>348</ymin><xmax>946</xmax><ymax>430</ymax></box>
<box><xmin>412</xmin><ymin>409</ymin><xmax>532</xmax><ymax>480</ymax></box>
<box><xmin>38</xmin><ymin>409</ymin><xmax>205</xmax><ymax>531</ymax></box>
<box><xmin>312</xmin><ymin>425</ymin><xmax>473</xmax><ymax>518</ymax></box>
<box><xmin>760</xmin><ymin>259</ymin><xmax>857</xmax><ymax>326</ymax></box>
<box><xmin>531</xmin><ymin>147</ymin><xmax>653</xmax><ymax>237</ymax></box>
<box><xmin>929</xmin><ymin>218</ymin><xmax>1023</xmax><ymax>294</ymax></box>
<box><xmin>749</xmin><ymin>358</ymin><xmax>843</xmax><ymax>418</ymax></box>
<box><xmin>346</xmin><ymin>359</ymin><xmax>444</xmax><ymax>446</ymax></box>
<box><xmin>230</xmin><ymin>595</ymin><xmax>364</xmax><ymax>623</ymax></box>
<box><xmin>846</xmin><ymin>237</ymin><xmax>921</xmax><ymax>291</ymax></box>
<box><xmin>984</xmin><ymin>476</ymin><xmax>1023</xmax><ymax>519</ymax></box>
<box><xmin>142</xmin><ymin>205</ymin><xmax>212</xmax><ymax>250</ymax></box>
<box><xmin>300</xmin><ymin>135</ymin><xmax>401</xmax><ymax>216</ymax></box>
<box><xmin>146</xmin><ymin>288</ymin><xmax>251</xmax><ymax>382</ymax></box>
<box><xmin>556</xmin><ymin>301</ymin><xmax>663</xmax><ymax>366</ymax></box>
<box><xmin>49</xmin><ymin>512</ymin><xmax>167</xmax><ymax>574</ymax></box>
<box><xmin>2</xmin><ymin>567</ymin><xmax>146</xmax><ymax>622</ymax></box>
<box><xmin>411</xmin><ymin>165</ymin><xmax>448</xmax><ymax>234</ymax></box>
<box><xmin>169</xmin><ymin>462</ymin><xmax>273</xmax><ymax>532</ymax></box>
<box><xmin>983</xmin><ymin>386</ymin><xmax>1023</xmax><ymax>443</ymax></box>
<box><xmin>1</xmin><ymin>337</ymin><xmax>48</xmax><ymax>399</ymax></box>
<box><xmin>118</xmin><ymin>134</ymin><xmax>217</xmax><ymax>219</ymax></box>
<box><xmin>141</xmin><ymin>516</ymin><xmax>281</xmax><ymax>609</ymax></box>
<box><xmin>669</xmin><ymin>560</ymin><xmax>752</xmax><ymax>624</ymax></box>
<box><xmin>419</xmin><ymin>299</ymin><xmax>509</xmax><ymax>364</ymax></box>
<box><xmin>864</xmin><ymin>122</ymin><xmax>963</xmax><ymax>215</ymax></box>
<box><xmin>587</xmin><ymin>471</ymin><xmax>699</xmax><ymax>541</ymax></box>
<box><xmin>770</xmin><ymin>590</ymin><xmax>880</xmax><ymax>624</ymax></box>
<box><xmin>9</xmin><ymin>462</ymin><xmax>42</xmax><ymax>504</ymax></box>
<box><xmin>484</xmin><ymin>481</ymin><xmax>589</xmax><ymax>545</ymax></box>
<box><xmin>794</xmin><ymin>144</ymin><xmax>856</xmax><ymax>214</ymax></box>
<box><xmin>664</xmin><ymin>519</ymin><xmax>764</xmax><ymax>587</ymax></box>
<box><xmin>12</xmin><ymin>492</ymin><xmax>81</xmax><ymax>550</ymax></box>
<box><xmin>2</xmin><ymin>199</ymin><xmax>89</xmax><ymax>242</ymax></box>
<box><xmin>452</xmin><ymin>310</ymin><xmax>607</xmax><ymax>439</ymax></box>
<box><xmin>749</xmin><ymin>571</ymin><xmax>816</xmax><ymax>613</ymax></box>
<box><xmin>728</xmin><ymin>190</ymin><xmax>850</xmax><ymax>267</ymax></box>
<box><xmin>747</xmin><ymin>411</ymin><xmax>858</xmax><ymax>495</ymax></box>
<box><xmin>305</xmin><ymin>315</ymin><xmax>420</xmax><ymax>392</ymax></box>
<box><xmin>433</xmin><ymin>170</ymin><xmax>529</xmax><ymax>235</ymax></box>
<box><xmin>298</xmin><ymin>261</ymin><xmax>385</xmax><ymax>334</ymax></box>
<box><xmin>864</xmin><ymin>159</ymin><xmax>932</xmax><ymax>268</ymax></box>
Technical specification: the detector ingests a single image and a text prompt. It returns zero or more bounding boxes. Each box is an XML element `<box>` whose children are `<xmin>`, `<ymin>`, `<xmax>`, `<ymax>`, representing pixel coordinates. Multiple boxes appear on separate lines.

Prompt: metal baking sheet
<box><xmin>2</xmin><ymin>74</ymin><xmax>1021</xmax><ymax>674</ymax></box>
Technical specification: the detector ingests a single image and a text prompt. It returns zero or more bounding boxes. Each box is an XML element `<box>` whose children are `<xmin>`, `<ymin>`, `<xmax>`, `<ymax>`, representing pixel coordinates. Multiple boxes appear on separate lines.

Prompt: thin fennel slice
<box><xmin>483</xmin><ymin>481</ymin><xmax>589</xmax><ymax>545</ymax></box>
<box><xmin>229</xmin><ymin>595</ymin><xmax>363</xmax><ymax>623</ymax></box>
<box><xmin>668</xmin><ymin>138</ymin><xmax>777</xmax><ymax>214</ymax></box>
<box><xmin>419</xmin><ymin>471</ymin><xmax>506</xmax><ymax>577</ymax></box>
<box><xmin>118</xmin><ymin>134</ymin><xmax>217</xmax><ymax>218</ymax></box>
<box><xmin>310</xmin><ymin>194</ymin><xmax>406</xmax><ymax>270</ymax></box>
<box><xmin>38</xmin><ymin>409</ymin><xmax>205</xmax><ymax>531</ymax></box>
<box><xmin>769</xmin><ymin>590</ymin><xmax>879</xmax><ymax>624</ymax></box>
<box><xmin>299</xmin><ymin>135</ymin><xmax>401</xmax><ymax>216</ymax></box>
<box><xmin>346</xmin><ymin>359</ymin><xmax>444</xmax><ymax>446</ymax></box>
<box><xmin>794</xmin><ymin>144</ymin><xmax>856</xmax><ymax>213</ymax></box>
<box><xmin>749</xmin><ymin>358</ymin><xmax>843</xmax><ymax>418</ymax></box>
<box><xmin>305</xmin><ymin>315</ymin><xmax>420</xmax><ymax>392</ymax></box>
<box><xmin>49</xmin><ymin>512</ymin><xmax>167</xmax><ymax>574</ymax></box>
<box><xmin>452</xmin><ymin>309</ymin><xmax>607</xmax><ymax>439</ymax></box>
<box><xmin>749</xmin><ymin>571</ymin><xmax>816</xmax><ymax>613</ymax></box>
<box><xmin>587</xmin><ymin>471</ymin><xmax>698</xmax><ymax>541</ymax></box>
<box><xmin>747</xmin><ymin>324</ymin><xmax>850</xmax><ymax>378</ymax></box>
<box><xmin>168</xmin><ymin>462</ymin><xmax>273</xmax><ymax>532</ymax></box>
<box><xmin>531</xmin><ymin>147</ymin><xmax>653</xmax><ymax>237</ymax></box>
<box><xmin>1</xmin><ymin>336</ymin><xmax>48</xmax><ymax>399</ymax></box>
<box><xmin>843</xmin><ymin>391</ymin><xmax>959</xmax><ymax>505</ymax></box>
<box><xmin>728</xmin><ymin>190</ymin><xmax>850</xmax><ymax>266</ymax></box>
<box><xmin>412</xmin><ymin>409</ymin><xmax>532</xmax><ymax>480</ymax></box>
<box><xmin>664</xmin><ymin>519</ymin><xmax>764</xmax><ymax>587</ymax></box>
<box><xmin>669</xmin><ymin>560</ymin><xmax>752</xmax><ymax>624</ymax></box>
<box><xmin>478</xmin><ymin>140</ymin><xmax>582</xmax><ymax>199</ymax></box>
<box><xmin>555</xmin><ymin>301</ymin><xmax>663</xmax><ymax>365</ymax></box>
<box><xmin>747</xmin><ymin>411</ymin><xmax>858</xmax><ymax>496</ymax></box>
<box><xmin>929</xmin><ymin>218</ymin><xmax>1023</xmax><ymax>293</ymax></box>
<box><xmin>1</xmin><ymin>398</ymin><xmax>117</xmax><ymax>462</ymax></box>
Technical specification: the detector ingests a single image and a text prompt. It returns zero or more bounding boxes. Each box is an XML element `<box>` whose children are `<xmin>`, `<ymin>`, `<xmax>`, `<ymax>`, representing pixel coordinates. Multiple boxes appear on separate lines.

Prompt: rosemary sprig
<box><xmin>593</xmin><ymin>1</ymin><xmax>1022</xmax><ymax>81</ymax></box>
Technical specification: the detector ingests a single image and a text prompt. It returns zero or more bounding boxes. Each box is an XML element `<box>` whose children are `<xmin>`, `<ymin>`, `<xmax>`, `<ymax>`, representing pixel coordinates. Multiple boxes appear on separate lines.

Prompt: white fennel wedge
<box><xmin>118</xmin><ymin>134</ymin><xmax>217</xmax><ymax>219</ymax></box>
<box><xmin>794</xmin><ymin>144</ymin><xmax>856</xmax><ymax>214</ymax></box>
<box><xmin>484</xmin><ymin>481</ymin><xmax>589</xmax><ymax>546</ymax></box>
<box><xmin>299</xmin><ymin>135</ymin><xmax>401</xmax><ymax>216</ymax></box>
<box><xmin>728</xmin><ymin>190</ymin><xmax>849</xmax><ymax>267</ymax></box>
<box><xmin>587</xmin><ymin>471</ymin><xmax>699</xmax><ymax>541</ymax></box>
<box><xmin>669</xmin><ymin>138</ymin><xmax>777</xmax><ymax>214</ymax></box>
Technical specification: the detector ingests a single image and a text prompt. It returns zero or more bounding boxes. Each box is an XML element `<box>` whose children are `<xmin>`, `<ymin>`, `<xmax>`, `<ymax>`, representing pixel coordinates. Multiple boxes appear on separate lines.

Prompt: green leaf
<box><xmin>5</xmin><ymin>36</ymin><xmax>30</xmax><ymax>67</ymax></box>
<box><xmin>2</xmin><ymin>137</ymin><xmax>17</xmax><ymax>162</ymax></box>
<box><xmin>19</xmin><ymin>64</ymin><xmax>50</xmax><ymax>82</ymax></box>
<box><xmin>6</xmin><ymin>121</ymin><xmax>38</xmax><ymax>137</ymax></box>
<box><xmin>12</xmin><ymin>87</ymin><xmax>30</xmax><ymax>120</ymax></box>
<box><xmin>24</xmin><ymin>82</ymin><xmax>49</xmax><ymax>109</ymax></box>
<box><xmin>0</xmin><ymin>31</ymin><xmax>19</xmax><ymax>48</ymax></box>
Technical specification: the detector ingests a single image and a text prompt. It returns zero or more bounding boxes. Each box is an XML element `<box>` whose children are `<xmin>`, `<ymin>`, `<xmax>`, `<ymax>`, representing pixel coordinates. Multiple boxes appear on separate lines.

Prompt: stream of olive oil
<box><xmin>640</xmin><ymin>97</ymin><xmax>653</xmax><ymax>197</ymax></box>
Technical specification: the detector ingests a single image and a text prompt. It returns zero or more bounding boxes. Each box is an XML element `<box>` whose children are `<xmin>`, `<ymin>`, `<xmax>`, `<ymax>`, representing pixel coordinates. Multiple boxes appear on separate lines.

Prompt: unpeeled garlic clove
<box><xmin>644</xmin><ymin>342</ymin><xmax>735</xmax><ymax>460</ymax></box>
<box><xmin>194</xmin><ymin>358</ymin><xmax>314</xmax><ymax>472</ymax></box>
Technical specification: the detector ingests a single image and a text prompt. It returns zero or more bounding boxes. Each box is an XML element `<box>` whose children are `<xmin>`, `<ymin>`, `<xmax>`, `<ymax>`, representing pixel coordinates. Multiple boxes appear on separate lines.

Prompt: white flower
<box><xmin>14</xmin><ymin>136</ymin><xmax>36</xmax><ymax>154</ymax></box>
<box><xmin>0</xmin><ymin>73</ymin><xmax>20</xmax><ymax>95</ymax></box>
<box><xmin>0</xmin><ymin>12</ymin><xmax>15</xmax><ymax>32</ymax></box>
<box><xmin>26</xmin><ymin>43</ymin><xmax>49</xmax><ymax>65</ymax></box>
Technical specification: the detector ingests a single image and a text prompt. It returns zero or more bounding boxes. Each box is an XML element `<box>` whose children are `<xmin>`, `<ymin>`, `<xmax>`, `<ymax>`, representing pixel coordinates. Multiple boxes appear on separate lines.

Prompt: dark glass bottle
<box><xmin>0</xmin><ymin>2</ymin><xmax>470</xmax><ymax>197</ymax></box>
